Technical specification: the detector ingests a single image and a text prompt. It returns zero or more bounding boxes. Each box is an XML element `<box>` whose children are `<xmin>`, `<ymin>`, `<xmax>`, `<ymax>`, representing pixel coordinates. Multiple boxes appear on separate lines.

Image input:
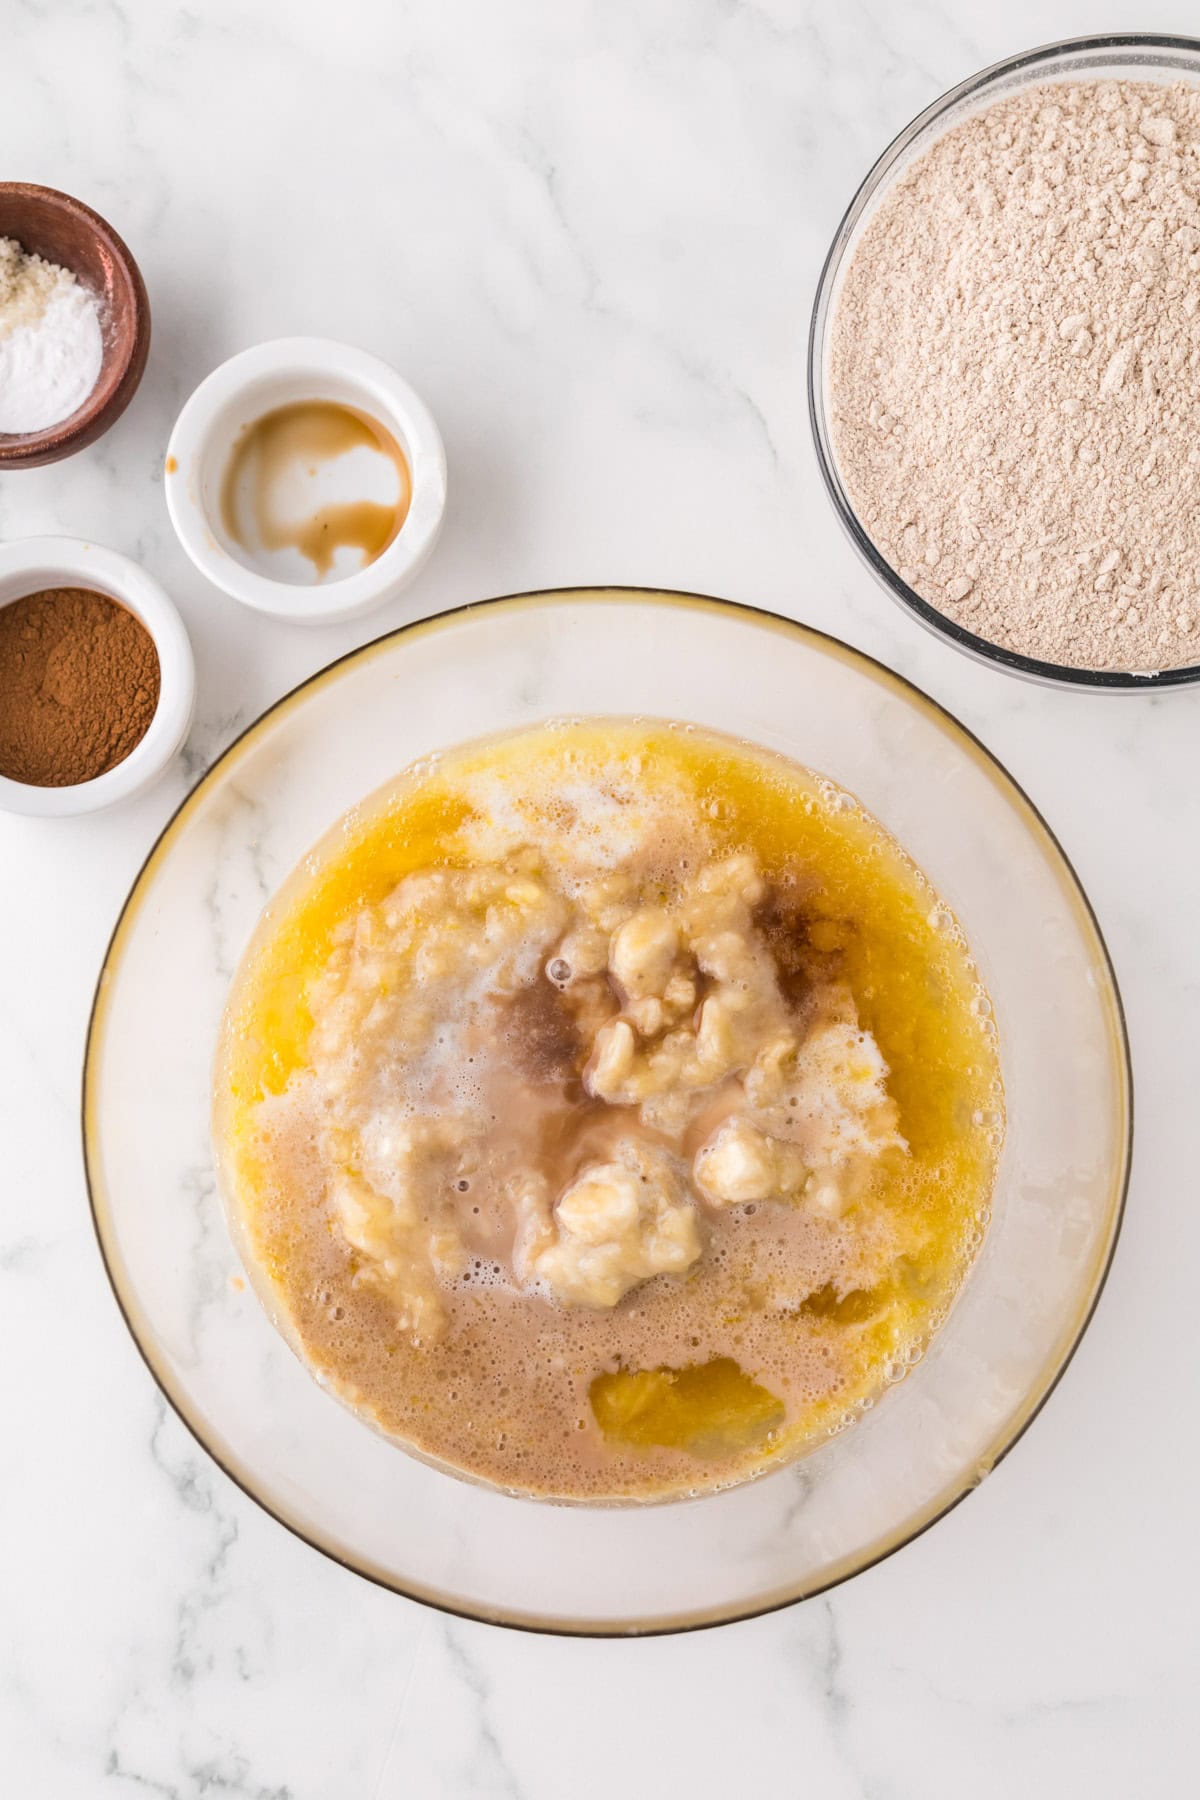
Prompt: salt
<box><xmin>0</xmin><ymin>237</ymin><xmax>104</xmax><ymax>435</ymax></box>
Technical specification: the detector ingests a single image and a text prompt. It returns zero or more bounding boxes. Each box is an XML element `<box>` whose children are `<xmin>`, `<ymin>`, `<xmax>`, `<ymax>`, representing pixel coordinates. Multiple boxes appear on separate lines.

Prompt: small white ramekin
<box><xmin>164</xmin><ymin>338</ymin><xmax>448</xmax><ymax>624</ymax></box>
<box><xmin>0</xmin><ymin>537</ymin><xmax>195</xmax><ymax>818</ymax></box>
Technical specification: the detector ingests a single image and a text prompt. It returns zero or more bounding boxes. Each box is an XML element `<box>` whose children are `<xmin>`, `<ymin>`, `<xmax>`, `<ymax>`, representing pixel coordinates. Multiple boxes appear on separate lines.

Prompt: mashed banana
<box><xmin>303</xmin><ymin>844</ymin><xmax>905</xmax><ymax>1327</ymax></box>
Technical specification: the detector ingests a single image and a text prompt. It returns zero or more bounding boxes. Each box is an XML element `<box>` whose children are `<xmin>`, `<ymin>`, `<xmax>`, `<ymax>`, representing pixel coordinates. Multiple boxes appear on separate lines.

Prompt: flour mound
<box><xmin>831</xmin><ymin>79</ymin><xmax>1200</xmax><ymax>674</ymax></box>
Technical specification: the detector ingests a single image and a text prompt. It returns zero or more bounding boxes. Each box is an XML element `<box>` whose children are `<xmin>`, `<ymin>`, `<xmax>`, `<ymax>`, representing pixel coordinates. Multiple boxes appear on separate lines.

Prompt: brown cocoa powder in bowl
<box><xmin>0</xmin><ymin>586</ymin><xmax>160</xmax><ymax>786</ymax></box>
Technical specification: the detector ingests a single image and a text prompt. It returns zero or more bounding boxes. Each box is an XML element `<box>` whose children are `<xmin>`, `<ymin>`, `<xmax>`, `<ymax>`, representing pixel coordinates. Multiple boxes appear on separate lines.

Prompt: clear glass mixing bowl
<box><xmin>809</xmin><ymin>33</ymin><xmax>1200</xmax><ymax>691</ymax></box>
<box><xmin>83</xmin><ymin>591</ymin><xmax>1130</xmax><ymax>1633</ymax></box>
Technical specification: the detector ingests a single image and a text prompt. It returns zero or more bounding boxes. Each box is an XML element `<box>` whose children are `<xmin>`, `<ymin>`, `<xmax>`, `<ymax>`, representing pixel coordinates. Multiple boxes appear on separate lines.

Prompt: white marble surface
<box><xmin>1</xmin><ymin>0</ymin><xmax>1196</xmax><ymax>1792</ymax></box>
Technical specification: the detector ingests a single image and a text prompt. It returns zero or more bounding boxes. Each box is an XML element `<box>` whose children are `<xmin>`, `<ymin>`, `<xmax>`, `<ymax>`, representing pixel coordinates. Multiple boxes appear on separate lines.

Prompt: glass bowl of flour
<box><xmin>810</xmin><ymin>34</ymin><xmax>1200</xmax><ymax>690</ymax></box>
<box><xmin>82</xmin><ymin>591</ymin><xmax>1130</xmax><ymax>1632</ymax></box>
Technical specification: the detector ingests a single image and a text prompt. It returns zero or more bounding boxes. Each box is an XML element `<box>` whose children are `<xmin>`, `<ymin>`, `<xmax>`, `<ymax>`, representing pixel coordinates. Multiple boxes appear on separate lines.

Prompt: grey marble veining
<box><xmin>1</xmin><ymin>0</ymin><xmax>1197</xmax><ymax>1794</ymax></box>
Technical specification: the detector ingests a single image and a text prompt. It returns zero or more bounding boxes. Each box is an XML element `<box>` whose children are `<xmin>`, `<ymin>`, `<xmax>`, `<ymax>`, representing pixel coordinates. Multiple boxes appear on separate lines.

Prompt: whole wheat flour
<box><xmin>830</xmin><ymin>79</ymin><xmax>1200</xmax><ymax>673</ymax></box>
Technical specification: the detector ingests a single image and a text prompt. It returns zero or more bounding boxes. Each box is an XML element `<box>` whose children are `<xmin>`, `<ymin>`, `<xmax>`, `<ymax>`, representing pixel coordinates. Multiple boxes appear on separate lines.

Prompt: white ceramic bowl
<box><xmin>0</xmin><ymin>537</ymin><xmax>195</xmax><ymax>818</ymax></box>
<box><xmin>165</xmin><ymin>338</ymin><xmax>448</xmax><ymax>624</ymax></box>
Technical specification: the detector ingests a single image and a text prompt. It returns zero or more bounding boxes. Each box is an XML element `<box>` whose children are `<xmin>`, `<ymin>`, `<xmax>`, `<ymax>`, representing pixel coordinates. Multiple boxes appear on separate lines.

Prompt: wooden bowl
<box><xmin>0</xmin><ymin>184</ymin><xmax>150</xmax><ymax>469</ymax></box>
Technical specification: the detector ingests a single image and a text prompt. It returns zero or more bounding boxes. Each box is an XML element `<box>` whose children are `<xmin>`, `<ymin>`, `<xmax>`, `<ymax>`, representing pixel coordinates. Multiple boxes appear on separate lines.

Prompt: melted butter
<box><xmin>220</xmin><ymin>401</ymin><xmax>412</xmax><ymax>580</ymax></box>
<box><xmin>591</xmin><ymin>1359</ymin><xmax>785</xmax><ymax>1454</ymax></box>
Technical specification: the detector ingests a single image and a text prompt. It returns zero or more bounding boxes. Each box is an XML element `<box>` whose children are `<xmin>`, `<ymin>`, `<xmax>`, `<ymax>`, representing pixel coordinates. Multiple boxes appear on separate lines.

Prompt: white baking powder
<box><xmin>0</xmin><ymin>236</ymin><xmax>104</xmax><ymax>435</ymax></box>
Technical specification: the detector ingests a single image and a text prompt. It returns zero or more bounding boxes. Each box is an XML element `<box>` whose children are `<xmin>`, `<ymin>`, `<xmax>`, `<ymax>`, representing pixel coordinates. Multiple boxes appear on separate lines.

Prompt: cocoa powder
<box><xmin>0</xmin><ymin>587</ymin><xmax>160</xmax><ymax>786</ymax></box>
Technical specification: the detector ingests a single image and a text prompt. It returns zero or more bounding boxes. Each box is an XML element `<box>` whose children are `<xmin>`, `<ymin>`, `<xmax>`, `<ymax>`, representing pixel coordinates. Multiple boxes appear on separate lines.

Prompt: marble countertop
<box><xmin>2</xmin><ymin>1</ymin><xmax>1196</xmax><ymax>1793</ymax></box>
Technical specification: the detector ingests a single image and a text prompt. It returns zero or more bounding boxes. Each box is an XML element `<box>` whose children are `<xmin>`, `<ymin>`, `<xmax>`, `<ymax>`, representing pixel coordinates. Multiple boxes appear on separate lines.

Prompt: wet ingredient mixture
<box><xmin>219</xmin><ymin>401</ymin><xmax>411</xmax><ymax>581</ymax></box>
<box><xmin>830</xmin><ymin>79</ymin><xmax>1200</xmax><ymax>673</ymax></box>
<box><xmin>215</xmin><ymin>722</ymin><xmax>1003</xmax><ymax>1501</ymax></box>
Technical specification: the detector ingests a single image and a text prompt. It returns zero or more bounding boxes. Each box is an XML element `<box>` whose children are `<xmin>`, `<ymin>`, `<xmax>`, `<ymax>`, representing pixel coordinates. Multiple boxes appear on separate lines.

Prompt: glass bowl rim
<box><xmin>81</xmin><ymin>586</ymin><xmax>1134</xmax><ymax>1634</ymax></box>
<box><xmin>808</xmin><ymin>31</ymin><xmax>1200</xmax><ymax>693</ymax></box>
